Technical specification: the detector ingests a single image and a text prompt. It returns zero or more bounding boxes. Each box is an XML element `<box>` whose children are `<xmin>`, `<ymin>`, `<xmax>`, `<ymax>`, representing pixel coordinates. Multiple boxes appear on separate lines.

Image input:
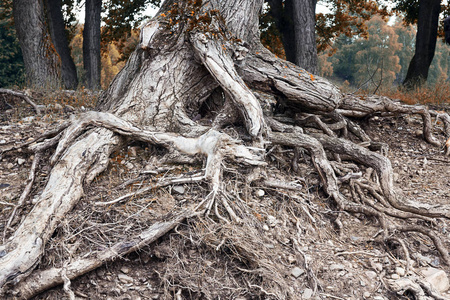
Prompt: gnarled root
<box><xmin>0</xmin><ymin>111</ymin><xmax>265</xmax><ymax>294</ymax></box>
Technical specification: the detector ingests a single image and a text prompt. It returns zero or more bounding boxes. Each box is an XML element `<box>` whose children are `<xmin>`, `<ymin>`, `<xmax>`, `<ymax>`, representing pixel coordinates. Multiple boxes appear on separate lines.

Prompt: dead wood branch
<box><xmin>0</xmin><ymin>89</ymin><xmax>42</xmax><ymax>115</ymax></box>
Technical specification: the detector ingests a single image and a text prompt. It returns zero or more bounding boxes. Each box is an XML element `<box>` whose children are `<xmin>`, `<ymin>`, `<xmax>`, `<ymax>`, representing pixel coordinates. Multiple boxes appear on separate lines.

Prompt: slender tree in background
<box><xmin>83</xmin><ymin>0</ymin><xmax>102</xmax><ymax>90</ymax></box>
<box><xmin>400</xmin><ymin>0</ymin><xmax>441</xmax><ymax>88</ymax></box>
<box><xmin>45</xmin><ymin>0</ymin><xmax>79</xmax><ymax>89</ymax></box>
<box><xmin>12</xmin><ymin>0</ymin><xmax>60</xmax><ymax>88</ymax></box>
<box><xmin>292</xmin><ymin>0</ymin><xmax>318</xmax><ymax>74</ymax></box>
<box><xmin>265</xmin><ymin>0</ymin><xmax>319</xmax><ymax>74</ymax></box>
<box><xmin>264</xmin><ymin>0</ymin><xmax>388</xmax><ymax>74</ymax></box>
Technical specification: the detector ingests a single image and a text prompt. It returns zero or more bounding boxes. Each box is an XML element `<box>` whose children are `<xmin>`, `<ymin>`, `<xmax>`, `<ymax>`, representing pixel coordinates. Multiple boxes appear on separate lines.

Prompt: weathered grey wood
<box><xmin>13</xmin><ymin>210</ymin><xmax>194</xmax><ymax>299</ymax></box>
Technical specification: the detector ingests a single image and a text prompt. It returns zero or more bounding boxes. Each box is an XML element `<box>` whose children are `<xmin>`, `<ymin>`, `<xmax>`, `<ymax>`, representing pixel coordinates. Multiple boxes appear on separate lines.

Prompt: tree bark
<box><xmin>45</xmin><ymin>0</ymin><xmax>79</xmax><ymax>90</ymax></box>
<box><xmin>402</xmin><ymin>0</ymin><xmax>440</xmax><ymax>88</ymax></box>
<box><xmin>266</xmin><ymin>0</ymin><xmax>318</xmax><ymax>74</ymax></box>
<box><xmin>83</xmin><ymin>0</ymin><xmax>102</xmax><ymax>90</ymax></box>
<box><xmin>12</xmin><ymin>0</ymin><xmax>60</xmax><ymax>88</ymax></box>
<box><xmin>267</xmin><ymin>0</ymin><xmax>296</xmax><ymax>63</ymax></box>
<box><xmin>292</xmin><ymin>0</ymin><xmax>318</xmax><ymax>74</ymax></box>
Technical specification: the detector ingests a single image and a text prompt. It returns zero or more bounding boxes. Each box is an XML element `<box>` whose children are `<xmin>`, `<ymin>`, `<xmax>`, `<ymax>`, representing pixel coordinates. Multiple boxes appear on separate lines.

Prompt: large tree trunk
<box><xmin>83</xmin><ymin>0</ymin><xmax>102</xmax><ymax>90</ymax></box>
<box><xmin>292</xmin><ymin>0</ymin><xmax>318</xmax><ymax>74</ymax></box>
<box><xmin>267</xmin><ymin>0</ymin><xmax>318</xmax><ymax>74</ymax></box>
<box><xmin>12</xmin><ymin>0</ymin><xmax>60</xmax><ymax>88</ymax></box>
<box><xmin>402</xmin><ymin>0</ymin><xmax>440</xmax><ymax>88</ymax></box>
<box><xmin>1</xmin><ymin>0</ymin><xmax>449</xmax><ymax>298</ymax></box>
<box><xmin>45</xmin><ymin>0</ymin><xmax>79</xmax><ymax>90</ymax></box>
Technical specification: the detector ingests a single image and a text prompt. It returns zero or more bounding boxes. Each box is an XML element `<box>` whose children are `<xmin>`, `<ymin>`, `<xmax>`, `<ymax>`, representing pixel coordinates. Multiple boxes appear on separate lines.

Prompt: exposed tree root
<box><xmin>1</xmin><ymin>0</ymin><xmax>450</xmax><ymax>298</ymax></box>
<box><xmin>387</xmin><ymin>276</ymin><xmax>448</xmax><ymax>300</ymax></box>
<box><xmin>11</xmin><ymin>210</ymin><xmax>195</xmax><ymax>299</ymax></box>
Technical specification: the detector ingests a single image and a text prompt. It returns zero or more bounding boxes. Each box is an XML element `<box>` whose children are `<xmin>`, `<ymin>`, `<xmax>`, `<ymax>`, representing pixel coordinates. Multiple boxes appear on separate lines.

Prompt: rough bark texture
<box><xmin>1</xmin><ymin>0</ymin><xmax>450</xmax><ymax>298</ymax></box>
<box><xmin>292</xmin><ymin>0</ymin><xmax>318</xmax><ymax>74</ymax></box>
<box><xmin>83</xmin><ymin>0</ymin><xmax>102</xmax><ymax>90</ymax></box>
<box><xmin>45</xmin><ymin>0</ymin><xmax>79</xmax><ymax>90</ymax></box>
<box><xmin>403</xmin><ymin>0</ymin><xmax>440</xmax><ymax>88</ymax></box>
<box><xmin>12</xmin><ymin>0</ymin><xmax>60</xmax><ymax>88</ymax></box>
<box><xmin>266</xmin><ymin>0</ymin><xmax>318</xmax><ymax>74</ymax></box>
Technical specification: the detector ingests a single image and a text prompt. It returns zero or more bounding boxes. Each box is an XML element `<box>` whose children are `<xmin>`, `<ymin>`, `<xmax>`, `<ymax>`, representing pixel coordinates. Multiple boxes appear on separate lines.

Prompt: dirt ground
<box><xmin>0</xmin><ymin>98</ymin><xmax>449</xmax><ymax>299</ymax></box>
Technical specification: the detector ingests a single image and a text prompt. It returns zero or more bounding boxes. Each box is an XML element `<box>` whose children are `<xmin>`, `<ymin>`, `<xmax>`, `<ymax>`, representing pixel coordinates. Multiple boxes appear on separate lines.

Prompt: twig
<box><xmin>61</xmin><ymin>267</ymin><xmax>75</xmax><ymax>300</ymax></box>
<box><xmin>13</xmin><ymin>210</ymin><xmax>196</xmax><ymax>299</ymax></box>
<box><xmin>0</xmin><ymin>88</ymin><xmax>42</xmax><ymax>115</ymax></box>
<box><xmin>387</xmin><ymin>237</ymin><xmax>411</xmax><ymax>274</ymax></box>
<box><xmin>262</xmin><ymin>179</ymin><xmax>302</xmax><ymax>191</ymax></box>
<box><xmin>319</xmin><ymin>293</ymin><xmax>346</xmax><ymax>300</ymax></box>
<box><xmin>3</xmin><ymin>152</ymin><xmax>41</xmax><ymax>242</ymax></box>
<box><xmin>94</xmin><ymin>174</ymin><xmax>205</xmax><ymax>206</ymax></box>
<box><xmin>335</xmin><ymin>251</ymin><xmax>385</xmax><ymax>257</ymax></box>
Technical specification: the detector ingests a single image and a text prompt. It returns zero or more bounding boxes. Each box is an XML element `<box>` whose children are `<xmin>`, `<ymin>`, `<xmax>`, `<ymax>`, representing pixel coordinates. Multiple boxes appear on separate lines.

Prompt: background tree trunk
<box><xmin>292</xmin><ymin>0</ymin><xmax>318</xmax><ymax>74</ymax></box>
<box><xmin>267</xmin><ymin>0</ymin><xmax>318</xmax><ymax>74</ymax></box>
<box><xmin>83</xmin><ymin>0</ymin><xmax>102</xmax><ymax>90</ymax></box>
<box><xmin>402</xmin><ymin>0</ymin><xmax>440</xmax><ymax>88</ymax></box>
<box><xmin>12</xmin><ymin>0</ymin><xmax>60</xmax><ymax>88</ymax></box>
<box><xmin>267</xmin><ymin>0</ymin><xmax>296</xmax><ymax>63</ymax></box>
<box><xmin>45</xmin><ymin>0</ymin><xmax>79</xmax><ymax>90</ymax></box>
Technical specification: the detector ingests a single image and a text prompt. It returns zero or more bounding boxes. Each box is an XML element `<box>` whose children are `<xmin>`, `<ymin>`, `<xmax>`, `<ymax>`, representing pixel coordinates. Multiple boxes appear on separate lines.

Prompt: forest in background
<box><xmin>1</xmin><ymin>1</ymin><xmax>450</xmax><ymax>99</ymax></box>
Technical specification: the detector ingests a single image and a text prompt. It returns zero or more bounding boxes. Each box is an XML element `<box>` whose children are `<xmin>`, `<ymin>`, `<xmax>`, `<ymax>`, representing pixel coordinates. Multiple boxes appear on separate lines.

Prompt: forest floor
<box><xmin>0</xmin><ymin>95</ymin><xmax>449</xmax><ymax>300</ymax></box>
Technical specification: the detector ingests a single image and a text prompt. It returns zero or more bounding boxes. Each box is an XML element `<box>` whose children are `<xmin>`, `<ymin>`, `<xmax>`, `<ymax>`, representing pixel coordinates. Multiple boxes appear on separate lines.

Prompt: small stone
<box><xmin>291</xmin><ymin>267</ymin><xmax>305</xmax><ymax>278</ymax></box>
<box><xmin>337</xmin><ymin>271</ymin><xmax>346</xmax><ymax>277</ymax></box>
<box><xmin>365</xmin><ymin>271</ymin><xmax>377</xmax><ymax>279</ymax></box>
<box><xmin>262</xmin><ymin>224</ymin><xmax>269</xmax><ymax>231</ymax></box>
<box><xmin>302</xmin><ymin>288</ymin><xmax>313</xmax><ymax>299</ymax></box>
<box><xmin>172</xmin><ymin>186</ymin><xmax>185</xmax><ymax>194</ymax></box>
<box><xmin>6</xmin><ymin>163</ymin><xmax>13</xmax><ymax>169</ymax></box>
<box><xmin>54</xmin><ymin>103</ymin><xmax>63</xmax><ymax>110</ymax></box>
<box><xmin>256</xmin><ymin>189</ymin><xmax>265</xmax><ymax>197</ymax></box>
<box><xmin>393</xmin><ymin>172</ymin><xmax>399</xmax><ymax>182</ymax></box>
<box><xmin>0</xmin><ymin>183</ymin><xmax>10</xmax><ymax>189</ymax></box>
<box><xmin>373</xmin><ymin>263</ymin><xmax>383</xmax><ymax>272</ymax></box>
<box><xmin>391</xmin><ymin>273</ymin><xmax>400</xmax><ymax>279</ymax></box>
<box><xmin>395</xmin><ymin>267</ymin><xmax>405</xmax><ymax>277</ymax></box>
<box><xmin>21</xmin><ymin>116</ymin><xmax>35</xmax><ymax>123</ymax></box>
<box><xmin>267</xmin><ymin>215</ymin><xmax>277</xmax><ymax>227</ymax></box>
<box><xmin>419</xmin><ymin>267</ymin><xmax>450</xmax><ymax>292</ymax></box>
<box><xmin>360</xmin><ymin>280</ymin><xmax>366</xmax><ymax>287</ymax></box>
<box><xmin>120</xmin><ymin>266</ymin><xmax>130</xmax><ymax>274</ymax></box>
<box><xmin>363</xmin><ymin>291</ymin><xmax>371</xmax><ymax>298</ymax></box>
<box><xmin>287</xmin><ymin>255</ymin><xmax>296</xmax><ymax>264</ymax></box>
<box><xmin>329</xmin><ymin>264</ymin><xmax>345</xmax><ymax>271</ymax></box>
<box><xmin>373</xmin><ymin>296</ymin><xmax>385</xmax><ymax>300</ymax></box>
<box><xmin>17</xmin><ymin>158</ymin><xmax>25</xmax><ymax>165</ymax></box>
<box><xmin>0</xmin><ymin>140</ymin><xmax>6</xmax><ymax>144</ymax></box>
<box><xmin>415</xmin><ymin>130</ymin><xmax>423</xmax><ymax>137</ymax></box>
<box><xmin>118</xmin><ymin>273</ymin><xmax>134</xmax><ymax>284</ymax></box>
